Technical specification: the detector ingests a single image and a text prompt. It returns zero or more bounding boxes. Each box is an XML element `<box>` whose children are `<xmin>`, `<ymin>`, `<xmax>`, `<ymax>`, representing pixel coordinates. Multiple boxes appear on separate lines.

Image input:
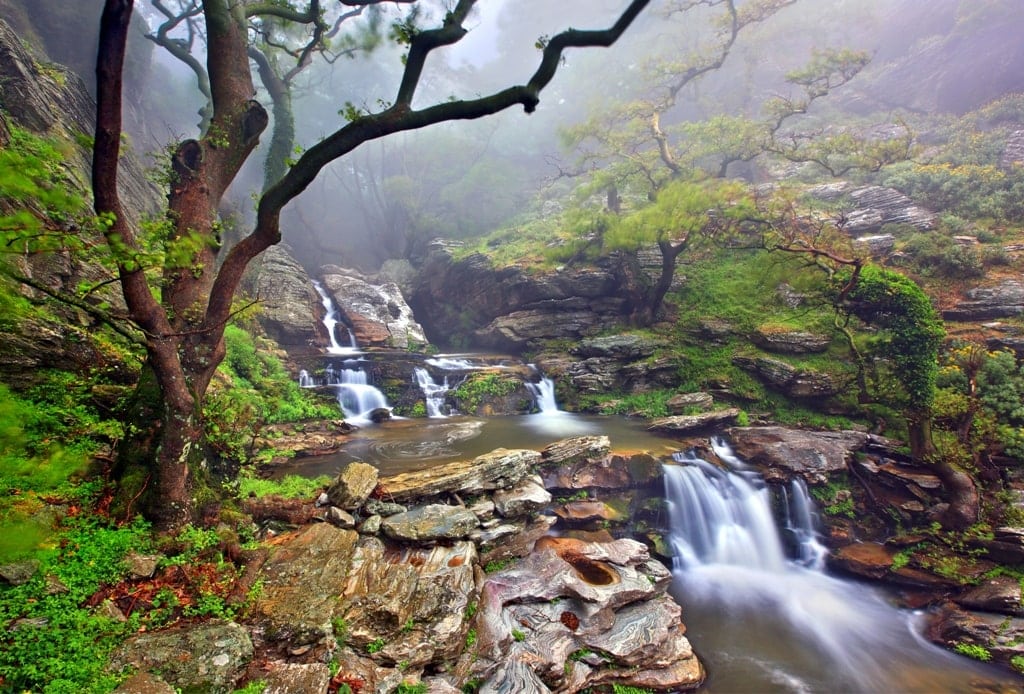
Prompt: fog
<box><xmin>111</xmin><ymin>1</ymin><xmax>1024</xmax><ymax>272</ymax></box>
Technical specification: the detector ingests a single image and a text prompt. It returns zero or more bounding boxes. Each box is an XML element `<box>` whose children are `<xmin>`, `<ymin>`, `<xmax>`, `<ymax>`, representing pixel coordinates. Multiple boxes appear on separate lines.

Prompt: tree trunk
<box><xmin>637</xmin><ymin>238</ymin><xmax>686</xmax><ymax>326</ymax></box>
<box><xmin>908</xmin><ymin>411</ymin><xmax>979</xmax><ymax>531</ymax></box>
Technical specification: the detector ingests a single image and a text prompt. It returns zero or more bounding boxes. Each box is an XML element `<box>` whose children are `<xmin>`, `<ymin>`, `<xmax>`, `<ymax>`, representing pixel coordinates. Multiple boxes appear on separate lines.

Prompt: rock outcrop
<box><xmin>942</xmin><ymin>279</ymin><xmax>1024</xmax><ymax>322</ymax></box>
<box><xmin>808</xmin><ymin>182</ymin><xmax>936</xmax><ymax>235</ymax></box>
<box><xmin>321</xmin><ymin>270</ymin><xmax>427</xmax><ymax>349</ymax></box>
<box><xmin>728</xmin><ymin>426</ymin><xmax>869</xmax><ymax>484</ymax></box>
<box><xmin>246</xmin><ymin>245</ymin><xmax>321</xmax><ymax>350</ymax></box>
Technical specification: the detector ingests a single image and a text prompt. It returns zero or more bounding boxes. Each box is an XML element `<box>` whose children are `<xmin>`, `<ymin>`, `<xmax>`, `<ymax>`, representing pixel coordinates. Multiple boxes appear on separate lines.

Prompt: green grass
<box><xmin>237</xmin><ymin>474</ymin><xmax>331</xmax><ymax>499</ymax></box>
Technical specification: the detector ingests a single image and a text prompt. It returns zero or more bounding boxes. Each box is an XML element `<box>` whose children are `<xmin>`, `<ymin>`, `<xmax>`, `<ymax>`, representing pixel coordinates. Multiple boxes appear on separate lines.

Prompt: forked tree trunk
<box><xmin>908</xmin><ymin>411</ymin><xmax>979</xmax><ymax>531</ymax></box>
<box><xmin>636</xmin><ymin>238</ymin><xmax>687</xmax><ymax>326</ymax></box>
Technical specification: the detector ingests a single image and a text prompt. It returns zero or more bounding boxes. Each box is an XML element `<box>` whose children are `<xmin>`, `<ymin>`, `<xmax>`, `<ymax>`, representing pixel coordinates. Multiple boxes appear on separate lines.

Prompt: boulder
<box><xmin>325</xmin><ymin>462</ymin><xmax>379</xmax><ymax>510</ymax></box>
<box><xmin>807</xmin><ymin>182</ymin><xmax>936</xmax><ymax>234</ymax></box>
<box><xmin>380</xmin><ymin>448</ymin><xmax>540</xmax><ymax>502</ymax></box>
<box><xmin>942</xmin><ymin>279</ymin><xmax>1024</xmax><ymax>322</ymax></box>
<box><xmin>111</xmin><ymin>672</ymin><xmax>176</xmax><ymax>694</ymax></box>
<box><xmin>541</xmin><ymin>436</ymin><xmax>611</xmax><ymax>466</ymax></box>
<box><xmin>733</xmin><ymin>356</ymin><xmax>845</xmax><ymax>398</ymax></box>
<box><xmin>572</xmin><ymin>334</ymin><xmax>665</xmax><ymax>360</ymax></box>
<box><xmin>381</xmin><ymin>504</ymin><xmax>480</xmax><ymax>542</ymax></box>
<box><xmin>955</xmin><ymin>577</ymin><xmax>1024</xmax><ymax>617</ymax></box>
<box><xmin>648</xmin><ymin>409</ymin><xmax>741</xmax><ymax>434</ymax></box>
<box><xmin>493</xmin><ymin>477</ymin><xmax>552</xmax><ymax>518</ymax></box>
<box><xmin>928</xmin><ymin>604</ymin><xmax>1024</xmax><ymax>670</ymax></box>
<box><xmin>248</xmin><ymin>245</ymin><xmax>320</xmax><ymax>349</ymax></box>
<box><xmin>750</xmin><ymin>327</ymin><xmax>831</xmax><ymax>354</ymax></box>
<box><xmin>321</xmin><ymin>272</ymin><xmax>427</xmax><ymax>349</ymax></box>
<box><xmin>109</xmin><ymin>621</ymin><xmax>253</xmax><ymax>694</ymax></box>
<box><xmin>263</xmin><ymin>662</ymin><xmax>332</xmax><ymax>694</ymax></box>
<box><xmin>666</xmin><ymin>392</ymin><xmax>713</xmax><ymax>413</ymax></box>
<box><xmin>728</xmin><ymin>426</ymin><xmax>868</xmax><ymax>484</ymax></box>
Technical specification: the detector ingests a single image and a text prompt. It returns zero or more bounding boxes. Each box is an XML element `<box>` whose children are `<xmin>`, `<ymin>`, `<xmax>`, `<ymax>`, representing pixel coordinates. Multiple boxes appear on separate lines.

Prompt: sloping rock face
<box><xmin>246</xmin><ymin>245</ymin><xmax>321</xmax><ymax>350</ymax></box>
<box><xmin>409</xmin><ymin>242</ymin><xmax>641</xmax><ymax>350</ymax></box>
<box><xmin>942</xmin><ymin>279</ymin><xmax>1024</xmax><ymax>322</ymax></box>
<box><xmin>321</xmin><ymin>271</ymin><xmax>427</xmax><ymax>349</ymax></box>
<box><xmin>807</xmin><ymin>182</ymin><xmax>936</xmax><ymax>235</ymax></box>
<box><xmin>728</xmin><ymin>426</ymin><xmax>868</xmax><ymax>484</ymax></box>
<box><xmin>733</xmin><ymin>356</ymin><xmax>846</xmax><ymax>399</ymax></box>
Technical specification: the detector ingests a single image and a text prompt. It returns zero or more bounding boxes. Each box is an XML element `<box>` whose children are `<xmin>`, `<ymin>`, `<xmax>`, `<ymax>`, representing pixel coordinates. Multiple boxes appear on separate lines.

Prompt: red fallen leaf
<box><xmin>560</xmin><ymin>611</ymin><xmax>580</xmax><ymax>631</ymax></box>
<box><xmin>328</xmin><ymin>673</ymin><xmax>364</xmax><ymax>694</ymax></box>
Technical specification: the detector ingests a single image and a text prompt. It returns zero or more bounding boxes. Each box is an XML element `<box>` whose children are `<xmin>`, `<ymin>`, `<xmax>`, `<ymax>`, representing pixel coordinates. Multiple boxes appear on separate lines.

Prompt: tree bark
<box><xmin>637</xmin><ymin>237</ymin><xmax>687</xmax><ymax>325</ymax></box>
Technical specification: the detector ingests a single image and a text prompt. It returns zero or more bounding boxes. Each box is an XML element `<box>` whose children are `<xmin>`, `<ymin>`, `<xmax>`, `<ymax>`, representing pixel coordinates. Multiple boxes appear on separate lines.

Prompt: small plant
<box><xmin>512</xmin><ymin>628</ymin><xmax>526</xmax><ymax>642</ymax></box>
<box><xmin>465</xmin><ymin>628</ymin><xmax>478</xmax><ymax>648</ymax></box>
<box><xmin>366</xmin><ymin>638</ymin><xmax>386</xmax><ymax>654</ymax></box>
<box><xmin>612</xmin><ymin>685</ymin><xmax>656</xmax><ymax>694</ymax></box>
<box><xmin>1011</xmin><ymin>654</ymin><xmax>1024</xmax><ymax>673</ymax></box>
<box><xmin>484</xmin><ymin>558</ymin><xmax>514</xmax><ymax>573</ymax></box>
<box><xmin>232</xmin><ymin>681</ymin><xmax>267</xmax><ymax>694</ymax></box>
<box><xmin>402</xmin><ymin>617</ymin><xmax>416</xmax><ymax>632</ymax></box>
<box><xmin>461</xmin><ymin>677</ymin><xmax>484</xmax><ymax>693</ymax></box>
<box><xmin>954</xmin><ymin>642</ymin><xmax>992</xmax><ymax>662</ymax></box>
<box><xmin>464</xmin><ymin>601</ymin><xmax>478</xmax><ymax>620</ymax></box>
<box><xmin>396</xmin><ymin>682</ymin><xmax>427</xmax><ymax>694</ymax></box>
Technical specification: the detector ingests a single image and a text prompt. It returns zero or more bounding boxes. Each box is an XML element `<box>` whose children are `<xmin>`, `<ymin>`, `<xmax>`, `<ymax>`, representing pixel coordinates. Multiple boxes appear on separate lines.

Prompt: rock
<box><xmin>554</xmin><ymin>500</ymin><xmax>626</xmax><ymax>524</ymax></box>
<box><xmin>955</xmin><ymin>577</ymin><xmax>1024</xmax><ymax>617</ymax></box>
<box><xmin>326</xmin><ymin>507</ymin><xmax>357</xmax><ymax>528</ymax></box>
<box><xmin>648</xmin><ymin>409</ymin><xmax>741</xmax><ymax>434</ymax></box>
<box><xmin>358</xmin><ymin>514</ymin><xmax>382</xmax><ymax>534</ymax></box>
<box><xmin>493</xmin><ymin>477</ymin><xmax>552</xmax><ymax>518</ymax></box>
<box><xmin>479</xmin><ymin>516</ymin><xmax>558</xmax><ymax>567</ymax></box>
<box><xmin>728</xmin><ymin>426</ymin><xmax>868</xmax><ymax>484</ymax></box>
<box><xmin>733</xmin><ymin>356</ymin><xmax>845</xmax><ymax>398</ymax></box>
<box><xmin>807</xmin><ymin>182</ymin><xmax>936</xmax><ymax>234</ymax></box>
<box><xmin>112</xmin><ymin>672</ymin><xmax>176</xmax><ymax>694</ymax></box>
<box><xmin>540</xmin><ymin>454</ymin><xmax>631</xmax><ymax>492</ymax></box>
<box><xmin>942</xmin><ymin>279</ymin><xmax>1024</xmax><ymax>322</ymax></box>
<box><xmin>363</xmin><ymin>499</ymin><xmax>407</xmax><ymax>516</ymax></box>
<box><xmin>571</xmin><ymin>334</ymin><xmax>665</xmax><ymax>359</ymax></box>
<box><xmin>321</xmin><ymin>272</ymin><xmax>427</xmax><ymax>349</ymax></box>
<box><xmin>336</xmin><ymin>538</ymin><xmax>476</xmax><ymax>668</ymax></box>
<box><xmin>0</xmin><ymin>560</ymin><xmax>38</xmax><ymax>585</ymax></box>
<box><xmin>853</xmin><ymin>234</ymin><xmax>896</xmax><ymax>258</ymax></box>
<box><xmin>828</xmin><ymin>543</ymin><xmax>959</xmax><ymax>588</ymax></box>
<box><xmin>928</xmin><ymin>603</ymin><xmax>1024</xmax><ymax>669</ymax></box>
<box><xmin>381</xmin><ymin>504</ymin><xmax>480</xmax><ymax>542</ymax></box>
<box><xmin>750</xmin><ymin>327</ymin><xmax>831</xmax><ymax>354</ymax></box>
<box><xmin>124</xmin><ymin>552</ymin><xmax>161</xmax><ymax>580</ymax></box>
<box><xmin>253</xmin><ymin>524</ymin><xmax>360</xmax><ymax>645</ymax></box>
<box><xmin>666</xmin><ymin>392</ymin><xmax>713</xmax><ymax>413</ymax></box>
<box><xmin>369</xmin><ymin>407</ymin><xmax>392</xmax><ymax>423</ymax></box>
<box><xmin>1002</xmin><ymin>129</ymin><xmax>1024</xmax><ymax>171</ymax></box>
<box><xmin>109</xmin><ymin>621</ymin><xmax>253</xmax><ymax>694</ymax></box>
<box><xmin>540</xmin><ymin>436</ymin><xmax>610</xmax><ymax>466</ymax></box>
<box><xmin>976</xmin><ymin>527</ymin><xmax>1024</xmax><ymax>564</ymax></box>
<box><xmin>247</xmin><ymin>245</ymin><xmax>320</xmax><ymax>349</ymax></box>
<box><xmin>242</xmin><ymin>496</ymin><xmax>320</xmax><ymax>526</ymax></box>
<box><xmin>380</xmin><ymin>448</ymin><xmax>541</xmax><ymax>502</ymax></box>
<box><xmin>326</xmin><ymin>462</ymin><xmax>379</xmax><ymax>510</ymax></box>
<box><xmin>263</xmin><ymin>662</ymin><xmax>331</xmax><ymax>694</ymax></box>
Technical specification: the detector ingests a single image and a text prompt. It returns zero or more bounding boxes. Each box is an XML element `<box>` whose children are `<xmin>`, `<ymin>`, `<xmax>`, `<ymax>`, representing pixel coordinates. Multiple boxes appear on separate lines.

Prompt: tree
<box><xmin>94</xmin><ymin>0</ymin><xmax>652</xmax><ymax>530</ymax></box>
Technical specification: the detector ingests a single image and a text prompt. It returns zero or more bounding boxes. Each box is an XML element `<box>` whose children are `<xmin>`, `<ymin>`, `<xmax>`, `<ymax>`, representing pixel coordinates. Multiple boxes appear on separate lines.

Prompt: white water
<box><xmin>414</xmin><ymin>367</ymin><xmax>452</xmax><ymax>418</ymax></box>
<box><xmin>526</xmin><ymin>376</ymin><xmax>560</xmax><ymax>414</ymax></box>
<box><xmin>665</xmin><ymin>441</ymin><xmax>1008</xmax><ymax>692</ymax></box>
<box><xmin>312</xmin><ymin>280</ymin><xmax>358</xmax><ymax>355</ymax></box>
<box><xmin>298</xmin><ymin>358</ymin><xmax>391</xmax><ymax>424</ymax></box>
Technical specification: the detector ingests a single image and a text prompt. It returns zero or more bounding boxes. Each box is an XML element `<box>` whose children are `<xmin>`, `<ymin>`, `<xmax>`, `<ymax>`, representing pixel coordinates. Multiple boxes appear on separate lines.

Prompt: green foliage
<box><xmin>396</xmin><ymin>684</ymin><xmax>427</xmax><ymax>694</ymax></box>
<box><xmin>452</xmin><ymin>373</ymin><xmax>521</xmax><ymax>413</ymax></box>
<box><xmin>953</xmin><ymin>642</ymin><xmax>992</xmax><ymax>662</ymax></box>
<box><xmin>0</xmin><ymin>515</ymin><xmax>152</xmax><ymax>692</ymax></box>
<box><xmin>590</xmin><ymin>390</ymin><xmax>673</xmax><ymax>418</ymax></box>
<box><xmin>900</xmin><ymin>233</ymin><xmax>984</xmax><ymax>279</ymax></box>
<box><xmin>366</xmin><ymin>637</ymin><xmax>386</xmax><ymax>654</ymax></box>
<box><xmin>484</xmin><ymin>558</ymin><xmax>514</xmax><ymax>573</ymax></box>
<box><xmin>843</xmin><ymin>266</ymin><xmax>945</xmax><ymax>415</ymax></box>
<box><xmin>464</xmin><ymin>628</ymin><xmax>477</xmax><ymax>648</ymax></box>
<box><xmin>205</xmin><ymin>324</ymin><xmax>338</xmax><ymax>463</ymax></box>
<box><xmin>237</xmin><ymin>474</ymin><xmax>331</xmax><ymax>499</ymax></box>
<box><xmin>611</xmin><ymin>685</ymin><xmax>656</xmax><ymax>694</ymax></box>
<box><xmin>511</xmin><ymin>628</ymin><xmax>526</xmax><ymax>642</ymax></box>
<box><xmin>232</xmin><ymin>681</ymin><xmax>268</xmax><ymax>694</ymax></box>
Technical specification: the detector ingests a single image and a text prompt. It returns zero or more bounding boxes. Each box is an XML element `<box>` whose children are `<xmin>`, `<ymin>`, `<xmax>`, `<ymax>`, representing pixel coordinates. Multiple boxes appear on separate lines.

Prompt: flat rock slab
<box><xmin>728</xmin><ymin>426</ymin><xmax>868</xmax><ymax>484</ymax></box>
<box><xmin>648</xmin><ymin>409</ymin><xmax>740</xmax><ymax>434</ymax></box>
<box><xmin>381</xmin><ymin>504</ymin><xmax>480</xmax><ymax>542</ymax></box>
<box><xmin>380</xmin><ymin>448</ymin><xmax>541</xmax><ymax>502</ymax></box>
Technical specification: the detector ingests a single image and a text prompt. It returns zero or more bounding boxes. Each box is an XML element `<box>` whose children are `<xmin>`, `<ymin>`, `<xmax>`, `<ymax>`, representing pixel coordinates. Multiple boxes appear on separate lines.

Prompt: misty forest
<box><xmin>4</xmin><ymin>0</ymin><xmax>1024</xmax><ymax>691</ymax></box>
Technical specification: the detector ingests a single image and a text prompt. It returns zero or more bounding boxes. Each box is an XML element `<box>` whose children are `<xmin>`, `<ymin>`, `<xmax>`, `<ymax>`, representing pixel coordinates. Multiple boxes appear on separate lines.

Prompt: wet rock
<box><xmin>853</xmin><ymin>234</ymin><xmax>896</xmax><ymax>258</ymax></box>
<box><xmin>321</xmin><ymin>272</ymin><xmax>427</xmax><ymax>349</ymax></box>
<box><xmin>493</xmin><ymin>477</ymin><xmax>552</xmax><ymax>518</ymax></box>
<box><xmin>666</xmin><ymin>392</ymin><xmax>713</xmax><ymax>413</ymax></box>
<box><xmin>828</xmin><ymin>543</ymin><xmax>960</xmax><ymax>588</ymax></box>
<box><xmin>358</xmin><ymin>514</ymin><xmax>382</xmax><ymax>534</ymax></box>
<box><xmin>554</xmin><ymin>500</ymin><xmax>626</xmax><ymax>524</ymax></box>
<box><xmin>242</xmin><ymin>496</ymin><xmax>320</xmax><ymax>526</ymax></box>
<box><xmin>109</xmin><ymin>620</ymin><xmax>252</xmax><ymax>694</ymax></box>
<box><xmin>363</xmin><ymin>499</ymin><xmax>407</xmax><ymax>517</ymax></box>
<box><xmin>942</xmin><ymin>279</ymin><xmax>1024</xmax><ymax>322</ymax></box>
<box><xmin>326</xmin><ymin>462</ymin><xmax>379</xmax><ymax>510</ymax></box>
<box><xmin>254</xmin><ymin>420</ymin><xmax>353</xmax><ymax>458</ymax></box>
<box><xmin>976</xmin><ymin>527</ymin><xmax>1024</xmax><ymax>564</ymax></box>
<box><xmin>540</xmin><ymin>454</ymin><xmax>631</xmax><ymax>492</ymax></box>
<box><xmin>479</xmin><ymin>516</ymin><xmax>558</xmax><ymax>566</ymax></box>
<box><xmin>541</xmin><ymin>436</ymin><xmax>611</xmax><ymax>466</ymax></box>
<box><xmin>380</xmin><ymin>448</ymin><xmax>540</xmax><ymax>502</ymax></box>
<box><xmin>728</xmin><ymin>426</ymin><xmax>868</xmax><ymax>484</ymax></box>
<box><xmin>733</xmin><ymin>356</ymin><xmax>844</xmax><ymax>398</ymax></box>
<box><xmin>381</xmin><ymin>504</ymin><xmax>480</xmax><ymax>542</ymax></box>
<box><xmin>1002</xmin><ymin>129</ymin><xmax>1024</xmax><ymax>170</ymax></box>
<box><xmin>648</xmin><ymin>409</ymin><xmax>740</xmax><ymax>434</ymax></box>
<box><xmin>928</xmin><ymin>603</ymin><xmax>1024</xmax><ymax>669</ymax></box>
<box><xmin>955</xmin><ymin>577</ymin><xmax>1024</xmax><ymax>617</ymax></box>
<box><xmin>475</xmin><ymin>306</ymin><xmax>624</xmax><ymax>352</ymax></box>
<box><xmin>326</xmin><ymin>507</ymin><xmax>356</xmax><ymax>528</ymax></box>
<box><xmin>750</xmin><ymin>327</ymin><xmax>832</xmax><ymax>354</ymax></box>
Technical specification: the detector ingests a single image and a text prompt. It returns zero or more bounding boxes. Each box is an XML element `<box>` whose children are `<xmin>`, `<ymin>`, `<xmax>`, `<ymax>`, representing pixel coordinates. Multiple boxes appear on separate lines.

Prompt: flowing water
<box><xmin>665</xmin><ymin>441</ymin><xmax>1016</xmax><ymax>692</ymax></box>
<box><xmin>312</xmin><ymin>280</ymin><xmax>358</xmax><ymax>355</ymax></box>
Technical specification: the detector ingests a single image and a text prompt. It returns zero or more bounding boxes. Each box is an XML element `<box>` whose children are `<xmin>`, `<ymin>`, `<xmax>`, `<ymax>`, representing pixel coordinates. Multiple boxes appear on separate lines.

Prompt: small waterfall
<box><xmin>664</xmin><ymin>440</ymin><xmax>996</xmax><ymax>692</ymax></box>
<box><xmin>298</xmin><ymin>369</ymin><xmax>314</xmax><ymax>388</ymax></box>
<box><xmin>331</xmin><ymin>367</ymin><xmax>390</xmax><ymax>422</ymax></box>
<box><xmin>312</xmin><ymin>280</ymin><xmax>358</xmax><ymax>355</ymax></box>
<box><xmin>527</xmin><ymin>377</ymin><xmax>560</xmax><ymax>414</ymax></box>
<box><xmin>414</xmin><ymin>367</ymin><xmax>451</xmax><ymax>418</ymax></box>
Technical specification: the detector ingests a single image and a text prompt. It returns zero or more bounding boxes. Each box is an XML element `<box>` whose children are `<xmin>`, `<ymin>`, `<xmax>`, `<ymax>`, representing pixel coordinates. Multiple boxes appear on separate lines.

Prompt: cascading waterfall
<box><xmin>665</xmin><ymin>439</ymin><xmax>1005</xmax><ymax>692</ymax></box>
<box><xmin>312</xmin><ymin>280</ymin><xmax>358</xmax><ymax>355</ymax></box>
<box><xmin>414</xmin><ymin>367</ymin><xmax>452</xmax><ymax>418</ymax></box>
<box><xmin>299</xmin><ymin>358</ymin><xmax>391</xmax><ymax>423</ymax></box>
<box><xmin>526</xmin><ymin>376</ymin><xmax>560</xmax><ymax>414</ymax></box>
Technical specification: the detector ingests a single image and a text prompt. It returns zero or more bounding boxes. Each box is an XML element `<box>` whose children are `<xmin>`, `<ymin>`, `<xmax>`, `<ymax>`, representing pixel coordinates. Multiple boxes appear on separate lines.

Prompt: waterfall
<box><xmin>414</xmin><ymin>367</ymin><xmax>451</xmax><ymax>418</ymax></box>
<box><xmin>312</xmin><ymin>280</ymin><xmax>358</xmax><ymax>355</ymax></box>
<box><xmin>298</xmin><ymin>369</ymin><xmax>314</xmax><ymax>388</ymax></box>
<box><xmin>664</xmin><ymin>439</ymin><xmax>994</xmax><ymax>692</ymax></box>
<box><xmin>527</xmin><ymin>377</ymin><xmax>560</xmax><ymax>414</ymax></box>
<box><xmin>330</xmin><ymin>367</ymin><xmax>390</xmax><ymax>422</ymax></box>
